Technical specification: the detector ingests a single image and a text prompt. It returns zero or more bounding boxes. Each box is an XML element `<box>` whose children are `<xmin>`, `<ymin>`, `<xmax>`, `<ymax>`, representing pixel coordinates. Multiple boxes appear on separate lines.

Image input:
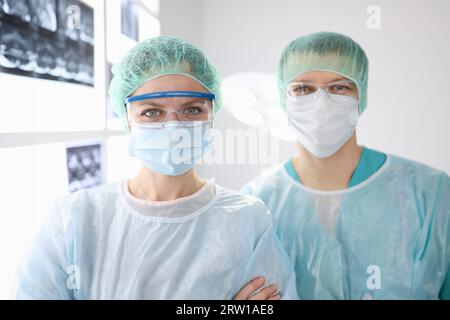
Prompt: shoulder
<box><xmin>388</xmin><ymin>154</ymin><xmax>450</xmax><ymax>187</ymax></box>
<box><xmin>386</xmin><ymin>155</ymin><xmax>450</xmax><ymax>212</ymax></box>
<box><xmin>58</xmin><ymin>181</ymin><xmax>122</xmax><ymax>207</ymax></box>
<box><xmin>214</xmin><ymin>184</ymin><xmax>269</xmax><ymax>213</ymax></box>
<box><xmin>54</xmin><ymin>181</ymin><xmax>123</xmax><ymax>223</ymax></box>
<box><xmin>212</xmin><ymin>184</ymin><xmax>274</xmax><ymax>227</ymax></box>
<box><xmin>241</xmin><ymin>163</ymin><xmax>289</xmax><ymax>199</ymax></box>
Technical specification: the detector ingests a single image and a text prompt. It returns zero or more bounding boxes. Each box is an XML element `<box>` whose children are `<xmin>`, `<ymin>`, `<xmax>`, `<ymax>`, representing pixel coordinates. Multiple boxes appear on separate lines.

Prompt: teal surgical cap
<box><xmin>278</xmin><ymin>32</ymin><xmax>369</xmax><ymax>114</ymax></box>
<box><xmin>108</xmin><ymin>35</ymin><xmax>221</xmax><ymax>129</ymax></box>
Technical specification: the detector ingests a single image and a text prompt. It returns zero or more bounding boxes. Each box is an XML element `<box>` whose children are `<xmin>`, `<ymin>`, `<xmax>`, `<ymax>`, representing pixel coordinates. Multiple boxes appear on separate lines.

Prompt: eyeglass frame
<box><xmin>286</xmin><ymin>79</ymin><xmax>359</xmax><ymax>99</ymax></box>
<box><xmin>124</xmin><ymin>90</ymin><xmax>216</xmax><ymax>129</ymax></box>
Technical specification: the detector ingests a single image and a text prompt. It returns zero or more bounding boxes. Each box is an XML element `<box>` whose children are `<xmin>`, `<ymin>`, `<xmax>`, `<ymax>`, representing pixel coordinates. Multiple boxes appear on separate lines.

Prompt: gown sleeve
<box><xmin>235</xmin><ymin>201</ymin><xmax>299</xmax><ymax>300</ymax></box>
<box><xmin>440</xmin><ymin>269</ymin><xmax>450</xmax><ymax>300</ymax></box>
<box><xmin>438</xmin><ymin>174</ymin><xmax>450</xmax><ymax>300</ymax></box>
<box><xmin>11</xmin><ymin>199</ymin><xmax>74</xmax><ymax>300</ymax></box>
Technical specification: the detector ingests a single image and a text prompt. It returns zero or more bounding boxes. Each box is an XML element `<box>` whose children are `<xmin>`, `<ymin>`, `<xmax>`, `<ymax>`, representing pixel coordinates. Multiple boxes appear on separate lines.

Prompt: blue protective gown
<box><xmin>243</xmin><ymin>149</ymin><xmax>450</xmax><ymax>299</ymax></box>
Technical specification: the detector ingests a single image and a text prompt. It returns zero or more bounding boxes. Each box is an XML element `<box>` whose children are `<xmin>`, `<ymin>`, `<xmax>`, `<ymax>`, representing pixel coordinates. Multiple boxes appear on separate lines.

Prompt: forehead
<box><xmin>292</xmin><ymin>71</ymin><xmax>350</xmax><ymax>84</ymax></box>
<box><xmin>132</xmin><ymin>74</ymin><xmax>209</xmax><ymax>97</ymax></box>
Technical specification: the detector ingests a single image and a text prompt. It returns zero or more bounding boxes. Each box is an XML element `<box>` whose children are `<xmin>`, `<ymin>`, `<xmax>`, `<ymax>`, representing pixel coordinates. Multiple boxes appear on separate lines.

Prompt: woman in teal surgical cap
<box><xmin>242</xmin><ymin>31</ymin><xmax>450</xmax><ymax>299</ymax></box>
<box><xmin>12</xmin><ymin>36</ymin><xmax>297</xmax><ymax>300</ymax></box>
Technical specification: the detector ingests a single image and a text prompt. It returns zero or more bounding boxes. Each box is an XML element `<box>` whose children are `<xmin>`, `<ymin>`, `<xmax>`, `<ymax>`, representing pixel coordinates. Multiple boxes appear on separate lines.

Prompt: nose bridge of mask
<box><xmin>169</xmin><ymin>122</ymin><xmax>211</xmax><ymax>149</ymax></box>
<box><xmin>313</xmin><ymin>90</ymin><xmax>332</xmax><ymax>111</ymax></box>
<box><xmin>311</xmin><ymin>90</ymin><xmax>359</xmax><ymax>119</ymax></box>
<box><xmin>315</xmin><ymin>94</ymin><xmax>358</xmax><ymax>131</ymax></box>
<box><xmin>132</xmin><ymin>121</ymin><xmax>210</xmax><ymax>150</ymax></box>
<box><xmin>288</xmin><ymin>90</ymin><xmax>338</xmax><ymax>125</ymax></box>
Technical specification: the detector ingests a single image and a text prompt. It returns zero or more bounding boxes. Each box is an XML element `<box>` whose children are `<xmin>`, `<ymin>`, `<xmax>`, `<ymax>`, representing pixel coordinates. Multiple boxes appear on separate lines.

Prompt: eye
<box><xmin>291</xmin><ymin>84</ymin><xmax>316</xmax><ymax>95</ymax></box>
<box><xmin>332</xmin><ymin>84</ymin><xmax>350</xmax><ymax>91</ymax></box>
<box><xmin>182</xmin><ymin>106</ymin><xmax>203</xmax><ymax>115</ymax></box>
<box><xmin>328</xmin><ymin>82</ymin><xmax>356</xmax><ymax>95</ymax></box>
<box><xmin>142</xmin><ymin>108</ymin><xmax>163</xmax><ymax>118</ymax></box>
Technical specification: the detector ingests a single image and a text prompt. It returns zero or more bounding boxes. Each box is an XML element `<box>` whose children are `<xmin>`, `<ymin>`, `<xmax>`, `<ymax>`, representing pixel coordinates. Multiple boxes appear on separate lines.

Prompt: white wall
<box><xmin>161</xmin><ymin>0</ymin><xmax>450</xmax><ymax>190</ymax></box>
<box><xmin>160</xmin><ymin>0</ymin><xmax>202</xmax><ymax>47</ymax></box>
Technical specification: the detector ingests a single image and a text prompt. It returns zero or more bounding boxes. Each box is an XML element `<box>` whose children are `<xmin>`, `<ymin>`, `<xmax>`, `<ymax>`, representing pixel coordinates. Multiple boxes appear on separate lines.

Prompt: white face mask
<box><xmin>286</xmin><ymin>90</ymin><xmax>359</xmax><ymax>158</ymax></box>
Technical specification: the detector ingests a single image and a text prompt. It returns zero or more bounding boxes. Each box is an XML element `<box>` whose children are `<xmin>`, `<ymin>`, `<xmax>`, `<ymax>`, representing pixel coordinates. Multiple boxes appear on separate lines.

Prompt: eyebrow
<box><xmin>328</xmin><ymin>77</ymin><xmax>353</xmax><ymax>83</ymax></box>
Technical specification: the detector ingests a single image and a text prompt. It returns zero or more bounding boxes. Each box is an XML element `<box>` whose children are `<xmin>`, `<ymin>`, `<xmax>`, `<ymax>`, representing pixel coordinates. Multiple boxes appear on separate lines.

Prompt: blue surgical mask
<box><xmin>129</xmin><ymin>121</ymin><xmax>214</xmax><ymax>176</ymax></box>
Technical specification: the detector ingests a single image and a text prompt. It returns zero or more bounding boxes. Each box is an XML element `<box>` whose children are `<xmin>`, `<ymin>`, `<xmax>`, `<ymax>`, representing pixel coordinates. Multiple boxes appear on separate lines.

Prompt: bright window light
<box><xmin>0</xmin><ymin>143</ymin><xmax>69</xmax><ymax>299</ymax></box>
<box><xmin>231</xmin><ymin>107</ymin><xmax>264</xmax><ymax>127</ymax></box>
<box><xmin>221</xmin><ymin>83</ymin><xmax>258</xmax><ymax>110</ymax></box>
<box><xmin>270</xmin><ymin>123</ymin><xmax>297</xmax><ymax>142</ymax></box>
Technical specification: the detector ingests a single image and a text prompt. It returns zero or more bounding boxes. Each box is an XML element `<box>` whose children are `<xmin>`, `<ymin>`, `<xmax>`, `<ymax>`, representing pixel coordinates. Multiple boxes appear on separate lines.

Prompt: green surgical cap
<box><xmin>278</xmin><ymin>32</ymin><xmax>369</xmax><ymax>114</ymax></box>
<box><xmin>108</xmin><ymin>35</ymin><xmax>221</xmax><ymax>129</ymax></box>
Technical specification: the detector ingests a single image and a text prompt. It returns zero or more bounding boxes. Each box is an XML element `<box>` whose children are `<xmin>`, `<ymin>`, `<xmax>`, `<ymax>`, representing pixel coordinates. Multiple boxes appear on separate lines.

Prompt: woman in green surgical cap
<box><xmin>12</xmin><ymin>36</ymin><xmax>298</xmax><ymax>300</ymax></box>
<box><xmin>242</xmin><ymin>31</ymin><xmax>450</xmax><ymax>299</ymax></box>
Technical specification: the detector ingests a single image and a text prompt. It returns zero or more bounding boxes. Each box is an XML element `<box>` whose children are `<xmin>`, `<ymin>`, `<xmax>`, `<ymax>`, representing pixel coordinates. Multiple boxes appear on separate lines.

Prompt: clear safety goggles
<box><xmin>286</xmin><ymin>79</ymin><xmax>359</xmax><ymax>100</ymax></box>
<box><xmin>125</xmin><ymin>91</ymin><xmax>215</xmax><ymax>128</ymax></box>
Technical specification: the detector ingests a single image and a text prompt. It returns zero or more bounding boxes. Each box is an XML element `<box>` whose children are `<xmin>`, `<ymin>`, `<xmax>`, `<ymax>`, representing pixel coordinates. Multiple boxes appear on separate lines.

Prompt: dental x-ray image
<box><xmin>121</xmin><ymin>0</ymin><xmax>139</xmax><ymax>41</ymax></box>
<box><xmin>66</xmin><ymin>143</ymin><xmax>103</xmax><ymax>193</ymax></box>
<box><xmin>0</xmin><ymin>0</ymin><xmax>94</xmax><ymax>86</ymax></box>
